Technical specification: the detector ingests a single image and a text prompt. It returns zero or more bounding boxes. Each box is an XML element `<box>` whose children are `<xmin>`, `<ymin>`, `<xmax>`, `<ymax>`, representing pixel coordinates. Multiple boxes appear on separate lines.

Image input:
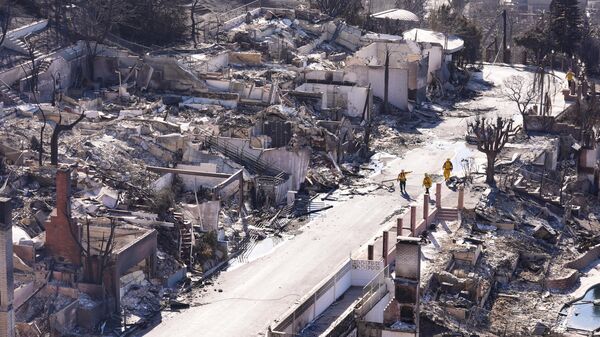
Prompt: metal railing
<box><xmin>205</xmin><ymin>135</ymin><xmax>288</xmax><ymax>180</ymax></box>
<box><xmin>221</xmin><ymin>0</ymin><xmax>262</xmax><ymax>21</ymax></box>
<box><xmin>356</xmin><ymin>264</ymin><xmax>389</xmax><ymax>314</ymax></box>
<box><xmin>507</xmin><ymin>164</ymin><xmax>598</xmax><ymax>211</ymax></box>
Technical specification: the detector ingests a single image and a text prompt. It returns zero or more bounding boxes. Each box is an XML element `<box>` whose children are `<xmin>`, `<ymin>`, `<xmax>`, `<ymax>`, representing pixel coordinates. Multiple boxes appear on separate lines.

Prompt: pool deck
<box><xmin>561</xmin><ymin>260</ymin><xmax>600</xmax><ymax>334</ymax></box>
<box><xmin>571</xmin><ymin>259</ymin><xmax>600</xmax><ymax>300</ymax></box>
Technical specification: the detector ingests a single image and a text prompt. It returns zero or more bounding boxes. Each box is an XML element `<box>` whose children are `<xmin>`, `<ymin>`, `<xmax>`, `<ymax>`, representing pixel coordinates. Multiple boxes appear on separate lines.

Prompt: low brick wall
<box><xmin>545</xmin><ymin>270</ymin><xmax>580</xmax><ymax>291</ymax></box>
<box><xmin>566</xmin><ymin>245</ymin><xmax>600</xmax><ymax>271</ymax></box>
<box><xmin>414</xmin><ymin>208</ymin><xmax>438</xmax><ymax>236</ymax></box>
<box><xmin>545</xmin><ymin>244</ymin><xmax>600</xmax><ymax>291</ymax></box>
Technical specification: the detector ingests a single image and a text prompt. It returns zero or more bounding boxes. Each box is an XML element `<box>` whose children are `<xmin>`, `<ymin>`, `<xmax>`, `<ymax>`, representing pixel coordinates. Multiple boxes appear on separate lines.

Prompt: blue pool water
<box><xmin>564</xmin><ymin>285</ymin><xmax>600</xmax><ymax>331</ymax></box>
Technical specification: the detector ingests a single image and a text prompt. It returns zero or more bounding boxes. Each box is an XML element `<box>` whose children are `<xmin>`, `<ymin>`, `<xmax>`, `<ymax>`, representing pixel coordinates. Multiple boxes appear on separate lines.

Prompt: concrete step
<box><xmin>437</xmin><ymin>208</ymin><xmax>459</xmax><ymax>221</ymax></box>
<box><xmin>0</xmin><ymin>83</ymin><xmax>25</xmax><ymax>105</ymax></box>
<box><xmin>438</xmin><ymin>210</ymin><xmax>458</xmax><ymax>215</ymax></box>
<box><xmin>438</xmin><ymin>208</ymin><xmax>458</xmax><ymax>215</ymax></box>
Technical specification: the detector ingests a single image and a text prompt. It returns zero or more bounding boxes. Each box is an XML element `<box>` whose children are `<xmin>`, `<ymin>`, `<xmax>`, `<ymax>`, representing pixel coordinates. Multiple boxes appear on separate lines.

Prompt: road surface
<box><xmin>141</xmin><ymin>64</ymin><xmax>544</xmax><ymax>337</ymax></box>
<box><xmin>142</xmin><ymin>116</ymin><xmax>482</xmax><ymax>337</ymax></box>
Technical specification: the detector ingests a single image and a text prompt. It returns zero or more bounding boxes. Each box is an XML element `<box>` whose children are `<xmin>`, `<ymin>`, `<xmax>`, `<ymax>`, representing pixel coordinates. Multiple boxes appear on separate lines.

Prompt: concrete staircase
<box><xmin>205</xmin><ymin>135</ymin><xmax>288</xmax><ymax>181</ymax></box>
<box><xmin>437</xmin><ymin>208</ymin><xmax>459</xmax><ymax>222</ymax></box>
<box><xmin>178</xmin><ymin>219</ymin><xmax>194</xmax><ymax>268</ymax></box>
<box><xmin>194</xmin><ymin>3</ymin><xmax>212</xmax><ymax>16</ymax></box>
<box><xmin>0</xmin><ymin>81</ymin><xmax>25</xmax><ymax>106</ymax></box>
<box><xmin>38</xmin><ymin>58</ymin><xmax>51</xmax><ymax>73</ymax></box>
<box><xmin>19</xmin><ymin>58</ymin><xmax>52</xmax><ymax>85</ymax></box>
<box><xmin>5</xmin><ymin>35</ymin><xmax>44</xmax><ymax>58</ymax></box>
<box><xmin>1</xmin><ymin>19</ymin><xmax>48</xmax><ymax>56</ymax></box>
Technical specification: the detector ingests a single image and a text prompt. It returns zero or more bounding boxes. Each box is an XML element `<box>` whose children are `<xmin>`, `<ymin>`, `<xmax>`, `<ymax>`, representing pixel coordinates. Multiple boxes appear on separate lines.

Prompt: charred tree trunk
<box><xmin>191</xmin><ymin>0</ymin><xmax>198</xmax><ymax>48</ymax></box>
<box><xmin>486</xmin><ymin>152</ymin><xmax>496</xmax><ymax>185</ymax></box>
<box><xmin>86</xmin><ymin>43</ymin><xmax>96</xmax><ymax>82</ymax></box>
<box><xmin>469</xmin><ymin>117</ymin><xmax>521</xmax><ymax>186</ymax></box>
<box><xmin>0</xmin><ymin>2</ymin><xmax>11</xmax><ymax>47</ymax></box>
<box><xmin>21</xmin><ymin>37</ymin><xmax>45</xmax><ymax>165</ymax></box>
<box><xmin>383</xmin><ymin>49</ymin><xmax>390</xmax><ymax>114</ymax></box>
<box><xmin>50</xmin><ymin>127</ymin><xmax>60</xmax><ymax>166</ymax></box>
<box><xmin>38</xmin><ymin>114</ymin><xmax>46</xmax><ymax>166</ymax></box>
<box><xmin>50</xmin><ymin>113</ymin><xmax>86</xmax><ymax>166</ymax></box>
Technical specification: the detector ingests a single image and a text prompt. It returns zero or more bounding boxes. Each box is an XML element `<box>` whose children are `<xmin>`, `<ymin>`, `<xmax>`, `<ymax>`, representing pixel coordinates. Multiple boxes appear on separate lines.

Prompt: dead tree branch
<box><xmin>20</xmin><ymin>36</ymin><xmax>47</xmax><ymax>166</ymax></box>
<box><xmin>468</xmin><ymin>116</ymin><xmax>521</xmax><ymax>185</ymax></box>
<box><xmin>502</xmin><ymin>75</ymin><xmax>538</xmax><ymax>132</ymax></box>
<box><xmin>50</xmin><ymin>111</ymin><xmax>86</xmax><ymax>165</ymax></box>
<box><xmin>0</xmin><ymin>1</ymin><xmax>11</xmax><ymax>47</ymax></box>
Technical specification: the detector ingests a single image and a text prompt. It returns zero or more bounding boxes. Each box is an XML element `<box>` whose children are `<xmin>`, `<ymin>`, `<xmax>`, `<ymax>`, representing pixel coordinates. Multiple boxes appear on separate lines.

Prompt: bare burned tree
<box><xmin>383</xmin><ymin>48</ymin><xmax>390</xmax><ymax>114</ymax></box>
<box><xmin>315</xmin><ymin>0</ymin><xmax>362</xmax><ymax>21</ymax></box>
<box><xmin>191</xmin><ymin>0</ymin><xmax>200</xmax><ymax>48</ymax></box>
<box><xmin>66</xmin><ymin>213</ymin><xmax>116</xmax><ymax>284</ymax></box>
<box><xmin>0</xmin><ymin>0</ymin><xmax>12</xmax><ymax>47</ymax></box>
<box><xmin>396</xmin><ymin>0</ymin><xmax>426</xmax><ymax>20</ymax></box>
<box><xmin>50</xmin><ymin>110</ymin><xmax>86</xmax><ymax>166</ymax></box>
<box><xmin>66</xmin><ymin>0</ymin><xmax>128</xmax><ymax>81</ymax></box>
<box><xmin>502</xmin><ymin>75</ymin><xmax>539</xmax><ymax>132</ymax></box>
<box><xmin>579</xmin><ymin>86</ymin><xmax>600</xmax><ymax>135</ymax></box>
<box><xmin>468</xmin><ymin>117</ymin><xmax>521</xmax><ymax>185</ymax></box>
<box><xmin>21</xmin><ymin>36</ymin><xmax>47</xmax><ymax>166</ymax></box>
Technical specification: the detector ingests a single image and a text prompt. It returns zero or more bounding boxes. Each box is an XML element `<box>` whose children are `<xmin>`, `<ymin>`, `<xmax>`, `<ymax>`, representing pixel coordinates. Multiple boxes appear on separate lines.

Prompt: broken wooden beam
<box><xmin>146</xmin><ymin>166</ymin><xmax>232</xmax><ymax>178</ymax></box>
<box><xmin>296</xmin><ymin>205</ymin><xmax>333</xmax><ymax>217</ymax></box>
<box><xmin>214</xmin><ymin>169</ymin><xmax>244</xmax><ymax>190</ymax></box>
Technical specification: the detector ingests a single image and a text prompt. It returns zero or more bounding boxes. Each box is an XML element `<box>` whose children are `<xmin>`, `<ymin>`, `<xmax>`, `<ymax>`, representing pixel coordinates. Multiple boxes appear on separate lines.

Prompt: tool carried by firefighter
<box><xmin>397</xmin><ymin>169</ymin><xmax>412</xmax><ymax>194</ymax></box>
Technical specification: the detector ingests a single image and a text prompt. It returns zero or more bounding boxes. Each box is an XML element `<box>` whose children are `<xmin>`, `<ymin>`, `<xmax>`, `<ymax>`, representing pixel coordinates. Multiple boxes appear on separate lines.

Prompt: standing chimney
<box><xmin>45</xmin><ymin>168</ymin><xmax>81</xmax><ymax>265</ymax></box>
<box><xmin>56</xmin><ymin>168</ymin><xmax>71</xmax><ymax>217</ymax></box>
<box><xmin>0</xmin><ymin>198</ymin><xmax>14</xmax><ymax>337</ymax></box>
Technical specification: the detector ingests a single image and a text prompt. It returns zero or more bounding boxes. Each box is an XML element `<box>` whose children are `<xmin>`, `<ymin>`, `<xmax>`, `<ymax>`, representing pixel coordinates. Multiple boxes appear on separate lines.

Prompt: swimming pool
<box><xmin>563</xmin><ymin>284</ymin><xmax>600</xmax><ymax>331</ymax></box>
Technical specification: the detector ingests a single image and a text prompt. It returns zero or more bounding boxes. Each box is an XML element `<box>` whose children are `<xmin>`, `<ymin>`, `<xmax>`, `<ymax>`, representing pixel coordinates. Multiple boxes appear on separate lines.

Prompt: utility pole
<box><xmin>539</xmin><ymin>65</ymin><xmax>545</xmax><ymax>115</ymax></box>
<box><xmin>383</xmin><ymin>48</ymin><xmax>389</xmax><ymax>114</ymax></box>
<box><xmin>502</xmin><ymin>9</ymin><xmax>510</xmax><ymax>64</ymax></box>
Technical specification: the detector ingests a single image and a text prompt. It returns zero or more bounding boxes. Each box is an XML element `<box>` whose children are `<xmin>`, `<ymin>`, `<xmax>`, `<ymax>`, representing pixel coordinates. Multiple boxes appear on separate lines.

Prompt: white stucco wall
<box><xmin>365</xmin><ymin>293</ymin><xmax>390</xmax><ymax>323</ymax></box>
<box><xmin>295</xmin><ymin>83</ymin><xmax>371</xmax><ymax>118</ymax></box>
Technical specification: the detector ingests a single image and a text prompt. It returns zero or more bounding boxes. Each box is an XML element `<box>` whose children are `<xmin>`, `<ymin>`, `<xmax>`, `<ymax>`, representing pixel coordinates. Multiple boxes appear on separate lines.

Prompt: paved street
<box><xmin>143</xmin><ymin>117</ymin><xmax>481</xmax><ymax>337</ymax></box>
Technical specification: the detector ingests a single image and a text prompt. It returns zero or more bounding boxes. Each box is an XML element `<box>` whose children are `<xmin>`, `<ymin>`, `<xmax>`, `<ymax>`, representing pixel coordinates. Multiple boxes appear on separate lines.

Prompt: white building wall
<box><xmin>364</xmin><ymin>293</ymin><xmax>390</xmax><ymax>323</ymax></box>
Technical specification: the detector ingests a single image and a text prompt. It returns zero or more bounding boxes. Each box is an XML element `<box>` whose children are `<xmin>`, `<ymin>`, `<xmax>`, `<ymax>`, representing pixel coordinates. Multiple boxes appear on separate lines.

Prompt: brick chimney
<box><xmin>393</xmin><ymin>236</ymin><xmax>422</xmax><ymax>333</ymax></box>
<box><xmin>56</xmin><ymin>168</ymin><xmax>71</xmax><ymax>217</ymax></box>
<box><xmin>45</xmin><ymin>168</ymin><xmax>81</xmax><ymax>265</ymax></box>
<box><xmin>0</xmin><ymin>197</ymin><xmax>14</xmax><ymax>337</ymax></box>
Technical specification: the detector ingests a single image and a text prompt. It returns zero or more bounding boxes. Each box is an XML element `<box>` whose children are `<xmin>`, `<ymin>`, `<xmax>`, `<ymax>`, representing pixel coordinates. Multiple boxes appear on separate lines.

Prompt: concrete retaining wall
<box><xmin>49</xmin><ymin>299</ymin><xmax>78</xmax><ymax>335</ymax></box>
<box><xmin>566</xmin><ymin>244</ymin><xmax>600</xmax><ymax>271</ymax></box>
<box><xmin>269</xmin><ymin>259</ymin><xmax>382</xmax><ymax>336</ymax></box>
<box><xmin>5</xmin><ymin>20</ymin><xmax>48</xmax><ymax>40</ymax></box>
<box><xmin>294</xmin><ymin>83</ymin><xmax>371</xmax><ymax>118</ymax></box>
<box><xmin>270</xmin><ymin>259</ymin><xmax>353</xmax><ymax>335</ymax></box>
<box><xmin>545</xmin><ymin>270</ymin><xmax>580</xmax><ymax>291</ymax></box>
<box><xmin>544</xmin><ymin>244</ymin><xmax>600</xmax><ymax>291</ymax></box>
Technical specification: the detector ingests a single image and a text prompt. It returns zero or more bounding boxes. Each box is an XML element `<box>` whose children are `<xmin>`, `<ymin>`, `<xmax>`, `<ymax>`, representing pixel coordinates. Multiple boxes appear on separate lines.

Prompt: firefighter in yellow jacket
<box><xmin>443</xmin><ymin>158</ymin><xmax>453</xmax><ymax>181</ymax></box>
<box><xmin>423</xmin><ymin>173</ymin><xmax>432</xmax><ymax>195</ymax></box>
<box><xmin>397</xmin><ymin>169</ymin><xmax>412</xmax><ymax>194</ymax></box>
